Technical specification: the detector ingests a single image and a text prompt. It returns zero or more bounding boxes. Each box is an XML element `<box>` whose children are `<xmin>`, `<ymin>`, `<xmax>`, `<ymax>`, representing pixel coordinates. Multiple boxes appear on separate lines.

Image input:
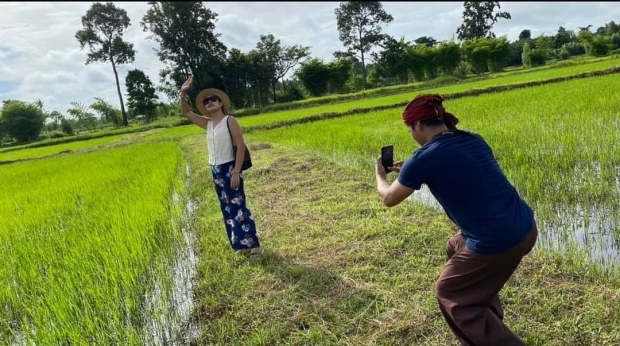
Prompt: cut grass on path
<box><xmin>181</xmin><ymin>135</ymin><xmax>620</xmax><ymax>346</ymax></box>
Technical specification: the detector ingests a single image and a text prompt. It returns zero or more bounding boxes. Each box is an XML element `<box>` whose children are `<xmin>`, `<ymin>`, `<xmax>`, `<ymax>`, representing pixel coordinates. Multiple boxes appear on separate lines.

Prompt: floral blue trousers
<box><xmin>211</xmin><ymin>160</ymin><xmax>261</xmax><ymax>251</ymax></box>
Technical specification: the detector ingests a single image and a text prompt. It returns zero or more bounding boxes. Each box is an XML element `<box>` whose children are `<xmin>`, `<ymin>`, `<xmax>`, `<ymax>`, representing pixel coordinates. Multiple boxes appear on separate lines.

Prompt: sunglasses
<box><xmin>203</xmin><ymin>96</ymin><xmax>220</xmax><ymax>104</ymax></box>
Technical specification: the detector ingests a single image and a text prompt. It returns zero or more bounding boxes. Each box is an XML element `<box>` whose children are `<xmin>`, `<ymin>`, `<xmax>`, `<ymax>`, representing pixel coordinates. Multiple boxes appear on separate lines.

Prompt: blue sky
<box><xmin>0</xmin><ymin>2</ymin><xmax>619</xmax><ymax>115</ymax></box>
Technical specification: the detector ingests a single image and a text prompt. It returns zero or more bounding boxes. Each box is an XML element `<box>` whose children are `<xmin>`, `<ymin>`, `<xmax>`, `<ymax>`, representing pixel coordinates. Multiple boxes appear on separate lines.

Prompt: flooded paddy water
<box><xmin>409</xmin><ymin>182</ymin><xmax>620</xmax><ymax>269</ymax></box>
<box><xmin>141</xmin><ymin>164</ymin><xmax>201</xmax><ymax>345</ymax></box>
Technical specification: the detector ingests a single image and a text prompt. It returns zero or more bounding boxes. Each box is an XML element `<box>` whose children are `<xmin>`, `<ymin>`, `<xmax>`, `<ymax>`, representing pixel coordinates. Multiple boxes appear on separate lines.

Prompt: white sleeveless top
<box><xmin>206</xmin><ymin>115</ymin><xmax>235</xmax><ymax>165</ymax></box>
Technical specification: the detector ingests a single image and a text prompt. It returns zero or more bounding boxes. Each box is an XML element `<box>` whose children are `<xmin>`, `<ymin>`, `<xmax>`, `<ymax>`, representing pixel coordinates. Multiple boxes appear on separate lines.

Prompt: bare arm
<box><xmin>179</xmin><ymin>76</ymin><xmax>209</xmax><ymax>130</ymax></box>
<box><xmin>375</xmin><ymin>157</ymin><xmax>414</xmax><ymax>207</ymax></box>
<box><xmin>376</xmin><ymin>178</ymin><xmax>414</xmax><ymax>207</ymax></box>
<box><xmin>227</xmin><ymin>116</ymin><xmax>246</xmax><ymax>174</ymax></box>
<box><xmin>179</xmin><ymin>93</ymin><xmax>209</xmax><ymax>130</ymax></box>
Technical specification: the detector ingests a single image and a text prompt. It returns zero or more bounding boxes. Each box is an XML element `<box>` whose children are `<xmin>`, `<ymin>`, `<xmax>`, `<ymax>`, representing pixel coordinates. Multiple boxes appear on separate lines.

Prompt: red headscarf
<box><xmin>402</xmin><ymin>94</ymin><xmax>459</xmax><ymax>129</ymax></box>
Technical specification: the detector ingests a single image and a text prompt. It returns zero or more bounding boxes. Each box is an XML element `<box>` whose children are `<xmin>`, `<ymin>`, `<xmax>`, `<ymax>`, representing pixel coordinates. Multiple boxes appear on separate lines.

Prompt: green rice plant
<box><xmin>0</xmin><ymin>141</ymin><xmax>188</xmax><ymax>345</ymax></box>
<box><xmin>246</xmin><ymin>73</ymin><xmax>620</xmax><ymax>268</ymax></box>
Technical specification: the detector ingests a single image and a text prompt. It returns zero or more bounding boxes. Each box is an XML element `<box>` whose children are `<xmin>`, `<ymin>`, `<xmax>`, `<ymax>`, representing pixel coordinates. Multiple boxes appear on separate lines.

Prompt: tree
<box><xmin>0</xmin><ymin>100</ymin><xmax>46</xmax><ymax>142</ymax></box>
<box><xmin>222</xmin><ymin>48</ymin><xmax>250</xmax><ymax>109</ymax></box>
<box><xmin>487</xmin><ymin>36</ymin><xmax>512</xmax><ymax>72</ymax></box>
<box><xmin>67</xmin><ymin>102</ymin><xmax>97</xmax><ymax>132</ymax></box>
<box><xmin>554</xmin><ymin>26</ymin><xmax>575</xmax><ymax>49</ymax></box>
<box><xmin>461</xmin><ymin>39</ymin><xmax>492</xmax><ymax>74</ymax></box>
<box><xmin>76</xmin><ymin>2</ymin><xmax>136</xmax><ymax>127</ymax></box>
<box><xmin>327</xmin><ymin>59</ymin><xmax>352</xmax><ymax>94</ymax></box>
<box><xmin>414</xmin><ymin>36</ymin><xmax>437</xmax><ymax>47</ymax></box>
<box><xmin>518</xmin><ymin>29</ymin><xmax>531</xmax><ymax>41</ymax></box>
<box><xmin>295</xmin><ymin>58</ymin><xmax>331</xmax><ymax>97</ymax></box>
<box><xmin>90</xmin><ymin>97</ymin><xmax>122</xmax><ymax>126</ymax></box>
<box><xmin>255</xmin><ymin>33</ymin><xmax>311</xmax><ymax>102</ymax></box>
<box><xmin>48</xmin><ymin>110</ymin><xmax>65</xmax><ymax>131</ymax></box>
<box><xmin>335</xmin><ymin>1</ymin><xmax>394</xmax><ymax>90</ymax></box>
<box><xmin>141</xmin><ymin>2</ymin><xmax>227</xmax><ymax>109</ymax></box>
<box><xmin>373</xmin><ymin>36</ymin><xmax>411</xmax><ymax>83</ymax></box>
<box><xmin>125</xmin><ymin>69</ymin><xmax>159</xmax><ymax>122</ymax></box>
<box><xmin>456</xmin><ymin>1</ymin><xmax>511</xmax><ymax>41</ymax></box>
<box><xmin>435</xmin><ymin>40</ymin><xmax>462</xmax><ymax>75</ymax></box>
<box><xmin>604</xmin><ymin>21</ymin><xmax>620</xmax><ymax>36</ymax></box>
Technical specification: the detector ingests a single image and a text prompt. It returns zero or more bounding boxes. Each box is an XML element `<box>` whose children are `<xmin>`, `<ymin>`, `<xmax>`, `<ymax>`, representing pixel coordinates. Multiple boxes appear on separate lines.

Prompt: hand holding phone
<box><xmin>381</xmin><ymin>145</ymin><xmax>394</xmax><ymax>173</ymax></box>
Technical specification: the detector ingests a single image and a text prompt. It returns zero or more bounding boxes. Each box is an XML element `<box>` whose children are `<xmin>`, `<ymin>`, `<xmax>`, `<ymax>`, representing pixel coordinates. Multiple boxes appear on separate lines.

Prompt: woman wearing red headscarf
<box><xmin>374</xmin><ymin>94</ymin><xmax>537</xmax><ymax>346</ymax></box>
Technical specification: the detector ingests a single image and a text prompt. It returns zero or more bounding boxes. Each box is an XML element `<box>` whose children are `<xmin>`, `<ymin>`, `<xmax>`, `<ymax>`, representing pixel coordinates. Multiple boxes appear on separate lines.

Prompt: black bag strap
<box><xmin>225</xmin><ymin>116</ymin><xmax>236</xmax><ymax>148</ymax></box>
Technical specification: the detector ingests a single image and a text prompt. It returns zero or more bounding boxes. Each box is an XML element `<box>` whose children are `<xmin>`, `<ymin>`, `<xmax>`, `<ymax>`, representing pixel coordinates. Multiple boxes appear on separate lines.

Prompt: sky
<box><xmin>0</xmin><ymin>1</ymin><xmax>619</xmax><ymax>115</ymax></box>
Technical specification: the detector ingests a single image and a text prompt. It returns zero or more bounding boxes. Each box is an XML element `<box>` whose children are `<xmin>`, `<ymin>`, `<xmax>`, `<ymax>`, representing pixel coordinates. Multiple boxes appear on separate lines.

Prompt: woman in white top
<box><xmin>179</xmin><ymin>76</ymin><xmax>263</xmax><ymax>257</ymax></box>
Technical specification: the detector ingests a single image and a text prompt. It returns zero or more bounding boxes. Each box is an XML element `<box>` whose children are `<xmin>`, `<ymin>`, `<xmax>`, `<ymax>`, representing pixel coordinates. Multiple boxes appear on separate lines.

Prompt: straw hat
<box><xmin>195</xmin><ymin>88</ymin><xmax>231</xmax><ymax>116</ymax></box>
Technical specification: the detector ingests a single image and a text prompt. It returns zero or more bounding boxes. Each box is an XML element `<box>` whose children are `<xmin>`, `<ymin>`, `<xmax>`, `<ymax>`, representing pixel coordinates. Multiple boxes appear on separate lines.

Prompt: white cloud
<box><xmin>0</xmin><ymin>2</ymin><xmax>619</xmax><ymax>115</ymax></box>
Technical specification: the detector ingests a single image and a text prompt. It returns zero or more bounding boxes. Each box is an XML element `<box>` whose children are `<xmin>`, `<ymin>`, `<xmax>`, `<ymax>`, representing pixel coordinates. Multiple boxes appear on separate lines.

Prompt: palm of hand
<box><xmin>181</xmin><ymin>77</ymin><xmax>193</xmax><ymax>92</ymax></box>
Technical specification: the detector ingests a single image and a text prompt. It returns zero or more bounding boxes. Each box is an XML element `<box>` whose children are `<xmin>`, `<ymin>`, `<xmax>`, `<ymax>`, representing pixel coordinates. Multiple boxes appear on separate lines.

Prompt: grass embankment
<box><xmin>246</xmin><ymin>73</ymin><xmax>620</xmax><ymax>264</ymax></box>
<box><xmin>181</xmin><ymin>135</ymin><xmax>620</xmax><ymax>346</ymax></box>
<box><xmin>0</xmin><ymin>141</ymin><xmax>188</xmax><ymax>345</ymax></box>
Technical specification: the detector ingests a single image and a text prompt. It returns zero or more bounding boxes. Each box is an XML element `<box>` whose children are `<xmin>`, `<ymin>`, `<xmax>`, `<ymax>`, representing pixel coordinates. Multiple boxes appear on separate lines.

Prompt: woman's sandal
<box><xmin>250</xmin><ymin>247</ymin><xmax>264</xmax><ymax>258</ymax></box>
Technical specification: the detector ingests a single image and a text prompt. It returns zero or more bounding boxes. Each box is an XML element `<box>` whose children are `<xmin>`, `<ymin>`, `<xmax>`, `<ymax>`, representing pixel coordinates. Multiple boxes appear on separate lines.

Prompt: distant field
<box><xmin>0</xmin><ymin>129</ymin><xmax>168</xmax><ymax>163</ymax></box>
<box><xmin>232</xmin><ymin>56</ymin><xmax>613</xmax><ymax>116</ymax></box>
<box><xmin>237</xmin><ymin>57</ymin><xmax>620</xmax><ymax>127</ymax></box>
<box><xmin>0</xmin><ymin>133</ymin><xmax>128</xmax><ymax>162</ymax></box>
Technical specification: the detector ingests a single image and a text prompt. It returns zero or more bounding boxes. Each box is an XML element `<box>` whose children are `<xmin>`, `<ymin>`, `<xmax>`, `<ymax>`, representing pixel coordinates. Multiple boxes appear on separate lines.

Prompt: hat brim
<box><xmin>196</xmin><ymin>88</ymin><xmax>231</xmax><ymax>117</ymax></box>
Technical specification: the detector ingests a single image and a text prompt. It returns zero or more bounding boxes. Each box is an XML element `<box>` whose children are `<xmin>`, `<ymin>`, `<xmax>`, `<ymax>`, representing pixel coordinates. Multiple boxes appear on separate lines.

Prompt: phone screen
<box><xmin>381</xmin><ymin>145</ymin><xmax>394</xmax><ymax>172</ymax></box>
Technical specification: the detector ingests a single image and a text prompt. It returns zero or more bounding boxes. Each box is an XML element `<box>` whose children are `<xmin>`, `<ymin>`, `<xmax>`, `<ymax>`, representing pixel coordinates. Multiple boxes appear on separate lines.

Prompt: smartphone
<box><xmin>381</xmin><ymin>145</ymin><xmax>394</xmax><ymax>172</ymax></box>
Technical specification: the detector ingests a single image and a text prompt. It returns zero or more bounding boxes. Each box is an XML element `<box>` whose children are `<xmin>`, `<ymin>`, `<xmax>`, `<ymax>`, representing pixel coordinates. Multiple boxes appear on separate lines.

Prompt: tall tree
<box><xmin>256</xmin><ymin>34</ymin><xmax>311</xmax><ymax>102</ymax></box>
<box><xmin>125</xmin><ymin>69</ymin><xmax>159</xmax><ymax>122</ymax></box>
<box><xmin>335</xmin><ymin>1</ymin><xmax>393</xmax><ymax>90</ymax></box>
<box><xmin>456</xmin><ymin>1</ymin><xmax>511</xmax><ymax>41</ymax></box>
<box><xmin>141</xmin><ymin>2</ymin><xmax>227</xmax><ymax>108</ymax></box>
<box><xmin>76</xmin><ymin>2</ymin><xmax>136</xmax><ymax>126</ymax></box>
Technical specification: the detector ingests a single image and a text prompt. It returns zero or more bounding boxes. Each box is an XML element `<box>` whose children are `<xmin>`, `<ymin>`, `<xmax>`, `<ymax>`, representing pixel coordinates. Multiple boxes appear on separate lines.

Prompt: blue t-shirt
<box><xmin>397</xmin><ymin>130</ymin><xmax>534</xmax><ymax>254</ymax></box>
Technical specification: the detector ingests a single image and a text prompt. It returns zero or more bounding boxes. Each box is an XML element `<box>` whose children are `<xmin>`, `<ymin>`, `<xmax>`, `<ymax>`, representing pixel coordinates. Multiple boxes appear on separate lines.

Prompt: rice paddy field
<box><xmin>0</xmin><ymin>142</ymin><xmax>193</xmax><ymax>344</ymax></box>
<box><xmin>246</xmin><ymin>72</ymin><xmax>620</xmax><ymax>269</ymax></box>
<box><xmin>2</xmin><ymin>57</ymin><xmax>620</xmax><ymax>345</ymax></box>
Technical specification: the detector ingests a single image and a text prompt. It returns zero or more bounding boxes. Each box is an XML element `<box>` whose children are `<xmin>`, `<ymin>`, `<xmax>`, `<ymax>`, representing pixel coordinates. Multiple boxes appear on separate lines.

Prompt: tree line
<box><xmin>2</xmin><ymin>1</ymin><xmax>619</xmax><ymax>144</ymax></box>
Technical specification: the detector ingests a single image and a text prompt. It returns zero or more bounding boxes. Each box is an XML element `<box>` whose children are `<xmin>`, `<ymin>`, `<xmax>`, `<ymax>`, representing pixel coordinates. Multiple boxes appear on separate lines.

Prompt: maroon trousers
<box><xmin>436</xmin><ymin>221</ymin><xmax>538</xmax><ymax>346</ymax></box>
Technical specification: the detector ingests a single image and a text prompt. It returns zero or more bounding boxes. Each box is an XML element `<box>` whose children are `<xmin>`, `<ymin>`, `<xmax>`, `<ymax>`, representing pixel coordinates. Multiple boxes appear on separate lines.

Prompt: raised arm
<box><xmin>179</xmin><ymin>76</ymin><xmax>209</xmax><ymax>130</ymax></box>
